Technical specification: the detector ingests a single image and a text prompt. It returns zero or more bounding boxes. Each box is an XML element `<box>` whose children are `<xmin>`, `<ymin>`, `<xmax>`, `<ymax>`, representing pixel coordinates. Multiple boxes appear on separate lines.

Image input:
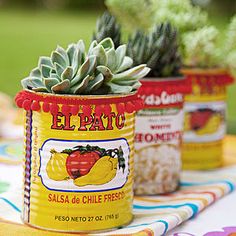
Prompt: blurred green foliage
<box><xmin>0</xmin><ymin>0</ymin><xmax>105</xmax><ymax>9</ymax></box>
<box><xmin>0</xmin><ymin>9</ymin><xmax>100</xmax><ymax>96</ymax></box>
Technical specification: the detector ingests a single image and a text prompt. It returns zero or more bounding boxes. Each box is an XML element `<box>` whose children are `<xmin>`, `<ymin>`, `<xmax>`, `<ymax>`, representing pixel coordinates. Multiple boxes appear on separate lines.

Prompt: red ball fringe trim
<box><xmin>15</xmin><ymin>90</ymin><xmax>144</xmax><ymax>116</ymax></box>
<box><xmin>139</xmin><ymin>77</ymin><xmax>192</xmax><ymax>96</ymax></box>
<box><xmin>186</xmin><ymin>74</ymin><xmax>234</xmax><ymax>88</ymax></box>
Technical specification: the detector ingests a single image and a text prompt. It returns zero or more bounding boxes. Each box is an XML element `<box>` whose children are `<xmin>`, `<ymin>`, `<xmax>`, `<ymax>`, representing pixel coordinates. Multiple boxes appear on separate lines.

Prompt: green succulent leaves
<box><xmin>182</xmin><ymin>26</ymin><xmax>220</xmax><ymax>68</ymax></box>
<box><xmin>21</xmin><ymin>38</ymin><xmax>150</xmax><ymax>95</ymax></box>
<box><xmin>127</xmin><ymin>23</ymin><xmax>182</xmax><ymax>78</ymax></box>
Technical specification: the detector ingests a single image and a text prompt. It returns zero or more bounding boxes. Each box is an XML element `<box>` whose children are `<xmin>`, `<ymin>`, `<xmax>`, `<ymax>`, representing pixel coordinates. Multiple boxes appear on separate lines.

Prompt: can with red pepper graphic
<box><xmin>182</xmin><ymin>68</ymin><xmax>234</xmax><ymax>170</ymax></box>
<box><xmin>15</xmin><ymin>90</ymin><xmax>143</xmax><ymax>232</ymax></box>
<box><xmin>134</xmin><ymin>78</ymin><xmax>191</xmax><ymax>195</ymax></box>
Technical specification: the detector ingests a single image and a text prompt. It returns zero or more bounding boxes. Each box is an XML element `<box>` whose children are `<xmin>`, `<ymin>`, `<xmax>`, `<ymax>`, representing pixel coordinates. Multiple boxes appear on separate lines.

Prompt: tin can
<box><xmin>15</xmin><ymin>90</ymin><xmax>143</xmax><ymax>232</ymax></box>
<box><xmin>134</xmin><ymin>78</ymin><xmax>191</xmax><ymax>195</ymax></box>
<box><xmin>182</xmin><ymin>68</ymin><xmax>234</xmax><ymax>170</ymax></box>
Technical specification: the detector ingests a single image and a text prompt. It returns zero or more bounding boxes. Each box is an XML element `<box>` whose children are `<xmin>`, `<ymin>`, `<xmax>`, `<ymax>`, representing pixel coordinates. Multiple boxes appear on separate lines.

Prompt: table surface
<box><xmin>0</xmin><ymin>136</ymin><xmax>235</xmax><ymax>236</ymax></box>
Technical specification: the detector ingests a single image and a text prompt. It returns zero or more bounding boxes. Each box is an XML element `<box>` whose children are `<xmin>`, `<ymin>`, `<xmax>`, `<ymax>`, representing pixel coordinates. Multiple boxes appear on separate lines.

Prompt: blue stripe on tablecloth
<box><xmin>133</xmin><ymin>203</ymin><xmax>199</xmax><ymax>217</ymax></box>
<box><xmin>0</xmin><ymin>197</ymin><xmax>21</xmax><ymax>213</ymax></box>
<box><xmin>180</xmin><ymin>180</ymin><xmax>235</xmax><ymax>192</ymax></box>
<box><xmin>126</xmin><ymin>219</ymin><xmax>168</xmax><ymax>235</ymax></box>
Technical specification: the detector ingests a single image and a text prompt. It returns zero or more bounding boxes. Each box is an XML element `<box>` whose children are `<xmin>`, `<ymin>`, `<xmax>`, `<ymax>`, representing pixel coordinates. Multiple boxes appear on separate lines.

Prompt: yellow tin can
<box><xmin>16</xmin><ymin>90</ymin><xmax>143</xmax><ymax>232</ymax></box>
<box><xmin>182</xmin><ymin>68</ymin><xmax>234</xmax><ymax>170</ymax></box>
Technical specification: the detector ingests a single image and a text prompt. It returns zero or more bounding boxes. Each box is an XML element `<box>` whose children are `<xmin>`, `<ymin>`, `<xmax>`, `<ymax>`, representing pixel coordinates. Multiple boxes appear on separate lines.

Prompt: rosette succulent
<box><xmin>21</xmin><ymin>38</ymin><xmax>150</xmax><ymax>95</ymax></box>
<box><xmin>93</xmin><ymin>11</ymin><xmax>121</xmax><ymax>48</ymax></box>
<box><xmin>127</xmin><ymin>23</ymin><xmax>182</xmax><ymax>77</ymax></box>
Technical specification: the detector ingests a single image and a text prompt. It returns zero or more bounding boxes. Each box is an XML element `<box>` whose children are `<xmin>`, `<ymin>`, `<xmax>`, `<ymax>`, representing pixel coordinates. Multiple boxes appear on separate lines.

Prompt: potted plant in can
<box><xmin>15</xmin><ymin>38</ymin><xmax>150</xmax><ymax>232</ymax></box>
<box><xmin>181</xmin><ymin>21</ymin><xmax>235</xmax><ymax>170</ymax></box>
<box><xmin>126</xmin><ymin>23</ymin><xmax>191</xmax><ymax>195</ymax></box>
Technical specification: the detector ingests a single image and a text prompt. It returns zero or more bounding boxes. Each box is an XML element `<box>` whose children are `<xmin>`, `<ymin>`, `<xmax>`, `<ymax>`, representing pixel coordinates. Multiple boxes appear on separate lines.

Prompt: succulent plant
<box><xmin>105</xmin><ymin>0</ymin><xmax>207</xmax><ymax>34</ymax></box>
<box><xmin>105</xmin><ymin>0</ymin><xmax>157</xmax><ymax>32</ymax></box>
<box><xmin>225</xmin><ymin>15</ymin><xmax>236</xmax><ymax>53</ymax></box>
<box><xmin>93</xmin><ymin>11</ymin><xmax>121</xmax><ymax>48</ymax></box>
<box><xmin>21</xmin><ymin>38</ymin><xmax>150</xmax><ymax>95</ymax></box>
<box><xmin>127</xmin><ymin>23</ymin><xmax>182</xmax><ymax>78</ymax></box>
<box><xmin>224</xmin><ymin>16</ymin><xmax>236</xmax><ymax>75</ymax></box>
<box><xmin>182</xmin><ymin>26</ymin><xmax>221</xmax><ymax>68</ymax></box>
<box><xmin>154</xmin><ymin>0</ymin><xmax>208</xmax><ymax>34</ymax></box>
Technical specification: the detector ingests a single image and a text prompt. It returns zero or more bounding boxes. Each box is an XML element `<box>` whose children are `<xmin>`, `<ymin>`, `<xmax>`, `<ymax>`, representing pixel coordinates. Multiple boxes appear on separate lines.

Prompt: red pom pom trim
<box><xmin>15</xmin><ymin>90</ymin><xmax>143</xmax><ymax>115</ymax></box>
<box><xmin>50</xmin><ymin>104</ymin><xmax>59</xmax><ymax>114</ymax></box>
<box><xmin>31</xmin><ymin>101</ymin><xmax>41</xmax><ymax>111</ymax></box>
<box><xmin>62</xmin><ymin>105</ymin><xmax>71</xmax><ymax>114</ymax></box>
<box><xmin>71</xmin><ymin>105</ymin><xmax>80</xmax><ymax>116</ymax></box>
<box><xmin>116</xmin><ymin>103</ymin><xmax>125</xmax><ymax>114</ymax></box>
<box><xmin>83</xmin><ymin>105</ymin><xmax>92</xmax><ymax>116</ymax></box>
<box><xmin>42</xmin><ymin>102</ymin><xmax>50</xmax><ymax>113</ymax></box>
<box><xmin>22</xmin><ymin>100</ymin><xmax>31</xmax><ymax>111</ymax></box>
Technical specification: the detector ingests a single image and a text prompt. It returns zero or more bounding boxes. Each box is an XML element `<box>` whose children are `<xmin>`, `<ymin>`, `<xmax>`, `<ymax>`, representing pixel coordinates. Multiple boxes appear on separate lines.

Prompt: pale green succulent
<box><xmin>182</xmin><ymin>26</ymin><xmax>221</xmax><ymax>68</ymax></box>
<box><xmin>224</xmin><ymin>16</ymin><xmax>236</xmax><ymax>75</ymax></box>
<box><xmin>225</xmin><ymin>15</ymin><xmax>236</xmax><ymax>53</ymax></box>
<box><xmin>21</xmin><ymin>38</ymin><xmax>150</xmax><ymax>95</ymax></box>
<box><xmin>105</xmin><ymin>0</ymin><xmax>208</xmax><ymax>35</ymax></box>
<box><xmin>155</xmin><ymin>0</ymin><xmax>208</xmax><ymax>34</ymax></box>
<box><xmin>105</xmin><ymin>0</ymin><xmax>157</xmax><ymax>32</ymax></box>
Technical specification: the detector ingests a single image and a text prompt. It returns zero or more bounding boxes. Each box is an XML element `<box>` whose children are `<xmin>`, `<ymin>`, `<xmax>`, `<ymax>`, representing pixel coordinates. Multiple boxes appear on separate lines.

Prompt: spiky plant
<box><xmin>182</xmin><ymin>26</ymin><xmax>221</xmax><ymax>68</ymax></box>
<box><xmin>21</xmin><ymin>38</ymin><xmax>150</xmax><ymax>95</ymax></box>
<box><xmin>93</xmin><ymin>11</ymin><xmax>121</xmax><ymax>48</ymax></box>
<box><xmin>127</xmin><ymin>23</ymin><xmax>182</xmax><ymax>78</ymax></box>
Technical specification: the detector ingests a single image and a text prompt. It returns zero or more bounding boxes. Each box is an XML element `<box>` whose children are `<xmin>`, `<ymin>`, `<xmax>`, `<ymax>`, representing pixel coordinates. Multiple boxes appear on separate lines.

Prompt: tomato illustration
<box><xmin>66</xmin><ymin>151</ymin><xmax>100</xmax><ymax>179</ymax></box>
<box><xmin>190</xmin><ymin>109</ymin><xmax>213</xmax><ymax>130</ymax></box>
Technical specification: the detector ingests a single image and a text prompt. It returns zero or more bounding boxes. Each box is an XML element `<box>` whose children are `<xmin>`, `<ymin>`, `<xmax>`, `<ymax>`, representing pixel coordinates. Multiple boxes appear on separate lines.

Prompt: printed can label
<box><xmin>184</xmin><ymin>101</ymin><xmax>226</xmax><ymax>142</ymax></box>
<box><xmin>23</xmin><ymin>106</ymin><xmax>134</xmax><ymax>232</ymax></box>
<box><xmin>182</xmin><ymin>77</ymin><xmax>228</xmax><ymax>170</ymax></box>
<box><xmin>134</xmin><ymin>89</ymin><xmax>184</xmax><ymax>195</ymax></box>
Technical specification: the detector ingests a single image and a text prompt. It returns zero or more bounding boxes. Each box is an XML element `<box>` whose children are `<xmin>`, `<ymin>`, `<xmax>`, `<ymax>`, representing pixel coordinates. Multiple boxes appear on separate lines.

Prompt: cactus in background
<box><xmin>21</xmin><ymin>38</ymin><xmax>150</xmax><ymax>95</ymax></box>
<box><xmin>105</xmin><ymin>0</ymin><xmax>207</xmax><ymax>34</ymax></box>
<box><xmin>105</xmin><ymin>0</ymin><xmax>157</xmax><ymax>31</ymax></box>
<box><xmin>127</xmin><ymin>23</ymin><xmax>182</xmax><ymax>77</ymax></box>
<box><xmin>225</xmin><ymin>16</ymin><xmax>236</xmax><ymax>76</ymax></box>
<box><xmin>182</xmin><ymin>26</ymin><xmax>221</xmax><ymax>68</ymax></box>
<box><xmin>93</xmin><ymin>11</ymin><xmax>121</xmax><ymax>48</ymax></box>
<box><xmin>155</xmin><ymin>0</ymin><xmax>208</xmax><ymax>34</ymax></box>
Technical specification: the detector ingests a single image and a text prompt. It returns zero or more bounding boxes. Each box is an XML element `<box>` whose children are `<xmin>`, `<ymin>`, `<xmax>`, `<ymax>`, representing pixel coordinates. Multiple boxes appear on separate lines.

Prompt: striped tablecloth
<box><xmin>0</xmin><ymin>136</ymin><xmax>236</xmax><ymax>236</ymax></box>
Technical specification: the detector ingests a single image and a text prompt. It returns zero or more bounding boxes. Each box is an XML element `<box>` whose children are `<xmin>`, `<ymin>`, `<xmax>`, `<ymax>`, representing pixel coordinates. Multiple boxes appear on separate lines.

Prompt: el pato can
<box><xmin>182</xmin><ymin>68</ymin><xmax>234</xmax><ymax>170</ymax></box>
<box><xmin>15</xmin><ymin>90</ymin><xmax>143</xmax><ymax>232</ymax></box>
<box><xmin>134</xmin><ymin>78</ymin><xmax>191</xmax><ymax>195</ymax></box>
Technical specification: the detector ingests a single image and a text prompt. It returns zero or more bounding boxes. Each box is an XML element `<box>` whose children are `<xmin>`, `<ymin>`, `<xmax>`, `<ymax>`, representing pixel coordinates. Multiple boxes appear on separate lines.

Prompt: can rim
<box><xmin>141</xmin><ymin>76</ymin><xmax>184</xmax><ymax>82</ymax></box>
<box><xmin>22</xmin><ymin>89</ymin><xmax>137</xmax><ymax>100</ymax></box>
<box><xmin>181</xmin><ymin>67</ymin><xmax>228</xmax><ymax>76</ymax></box>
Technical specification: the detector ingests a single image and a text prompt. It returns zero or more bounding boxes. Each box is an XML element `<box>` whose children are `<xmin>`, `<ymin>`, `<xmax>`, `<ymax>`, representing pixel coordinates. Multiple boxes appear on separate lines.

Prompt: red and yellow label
<box><xmin>22</xmin><ymin>99</ymin><xmax>135</xmax><ymax>232</ymax></box>
<box><xmin>182</xmin><ymin>69</ymin><xmax>233</xmax><ymax>170</ymax></box>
